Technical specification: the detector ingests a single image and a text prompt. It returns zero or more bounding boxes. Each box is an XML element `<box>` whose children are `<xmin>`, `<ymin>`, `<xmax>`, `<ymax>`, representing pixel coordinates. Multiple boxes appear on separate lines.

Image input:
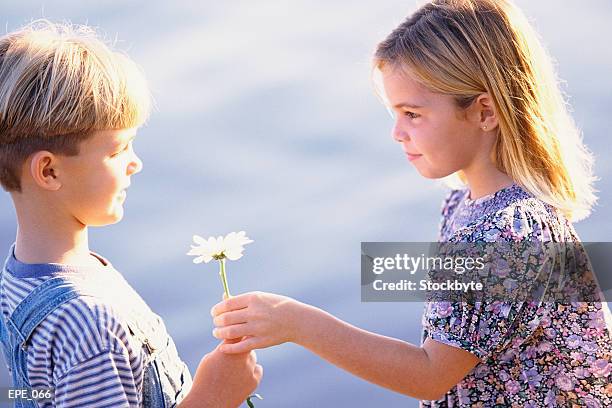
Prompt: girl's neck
<box><xmin>463</xmin><ymin>164</ymin><xmax>515</xmax><ymax>201</ymax></box>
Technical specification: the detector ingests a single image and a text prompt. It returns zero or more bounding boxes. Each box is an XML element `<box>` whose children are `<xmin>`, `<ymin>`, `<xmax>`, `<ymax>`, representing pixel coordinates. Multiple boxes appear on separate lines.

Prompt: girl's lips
<box><xmin>406</xmin><ymin>153</ymin><xmax>422</xmax><ymax>161</ymax></box>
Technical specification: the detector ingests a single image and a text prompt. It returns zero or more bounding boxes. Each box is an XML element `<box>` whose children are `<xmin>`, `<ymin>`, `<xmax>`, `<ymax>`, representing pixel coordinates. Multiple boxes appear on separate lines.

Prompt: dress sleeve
<box><xmin>423</xmin><ymin>206</ymin><xmax>553</xmax><ymax>362</ymax></box>
<box><xmin>423</xmin><ymin>298</ymin><xmax>546</xmax><ymax>362</ymax></box>
<box><xmin>437</xmin><ymin>189</ymin><xmax>463</xmax><ymax>242</ymax></box>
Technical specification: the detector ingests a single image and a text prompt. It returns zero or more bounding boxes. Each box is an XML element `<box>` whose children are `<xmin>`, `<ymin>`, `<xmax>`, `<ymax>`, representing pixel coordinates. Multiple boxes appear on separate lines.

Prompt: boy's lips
<box><xmin>405</xmin><ymin>152</ymin><xmax>422</xmax><ymax>161</ymax></box>
<box><xmin>118</xmin><ymin>185</ymin><xmax>130</xmax><ymax>199</ymax></box>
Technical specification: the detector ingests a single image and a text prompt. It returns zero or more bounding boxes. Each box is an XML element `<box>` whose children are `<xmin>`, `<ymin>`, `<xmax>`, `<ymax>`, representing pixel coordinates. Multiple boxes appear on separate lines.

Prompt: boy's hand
<box><xmin>183</xmin><ymin>343</ymin><xmax>262</xmax><ymax>408</ymax></box>
<box><xmin>211</xmin><ymin>291</ymin><xmax>303</xmax><ymax>353</ymax></box>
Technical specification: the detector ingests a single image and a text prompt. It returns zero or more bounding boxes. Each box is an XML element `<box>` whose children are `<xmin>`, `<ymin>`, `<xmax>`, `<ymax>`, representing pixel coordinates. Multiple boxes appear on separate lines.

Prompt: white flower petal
<box><xmin>188</xmin><ymin>232</ymin><xmax>252</xmax><ymax>263</ymax></box>
<box><xmin>207</xmin><ymin>237</ymin><xmax>223</xmax><ymax>256</ymax></box>
<box><xmin>224</xmin><ymin>232</ymin><xmax>253</xmax><ymax>248</ymax></box>
<box><xmin>194</xmin><ymin>254</ymin><xmax>214</xmax><ymax>264</ymax></box>
<box><xmin>236</xmin><ymin>231</ymin><xmax>254</xmax><ymax>243</ymax></box>
<box><xmin>225</xmin><ymin>248</ymin><xmax>244</xmax><ymax>260</ymax></box>
<box><xmin>193</xmin><ymin>235</ymin><xmax>207</xmax><ymax>245</ymax></box>
<box><xmin>187</xmin><ymin>245</ymin><xmax>205</xmax><ymax>256</ymax></box>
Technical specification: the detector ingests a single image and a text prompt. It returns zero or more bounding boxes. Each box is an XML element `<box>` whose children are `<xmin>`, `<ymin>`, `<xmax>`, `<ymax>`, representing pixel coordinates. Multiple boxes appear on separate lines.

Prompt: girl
<box><xmin>211</xmin><ymin>0</ymin><xmax>612</xmax><ymax>406</ymax></box>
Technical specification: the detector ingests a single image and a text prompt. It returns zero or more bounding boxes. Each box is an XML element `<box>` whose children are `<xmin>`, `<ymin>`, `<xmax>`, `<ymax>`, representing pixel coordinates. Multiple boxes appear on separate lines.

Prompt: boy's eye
<box><xmin>111</xmin><ymin>143</ymin><xmax>131</xmax><ymax>157</ymax></box>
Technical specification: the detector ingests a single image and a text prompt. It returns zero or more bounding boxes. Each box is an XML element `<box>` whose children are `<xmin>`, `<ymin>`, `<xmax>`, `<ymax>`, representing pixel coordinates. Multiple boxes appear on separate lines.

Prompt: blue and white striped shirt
<box><xmin>0</xmin><ymin>246</ymin><xmax>190</xmax><ymax>407</ymax></box>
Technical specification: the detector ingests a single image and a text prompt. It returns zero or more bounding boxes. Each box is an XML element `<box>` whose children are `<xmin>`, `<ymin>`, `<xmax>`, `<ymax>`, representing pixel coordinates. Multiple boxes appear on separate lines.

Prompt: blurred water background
<box><xmin>1</xmin><ymin>1</ymin><xmax>611</xmax><ymax>407</ymax></box>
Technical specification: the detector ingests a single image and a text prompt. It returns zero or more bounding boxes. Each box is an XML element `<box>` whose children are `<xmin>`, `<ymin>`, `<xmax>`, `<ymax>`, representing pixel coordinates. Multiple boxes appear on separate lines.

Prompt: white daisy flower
<box><xmin>187</xmin><ymin>231</ymin><xmax>253</xmax><ymax>264</ymax></box>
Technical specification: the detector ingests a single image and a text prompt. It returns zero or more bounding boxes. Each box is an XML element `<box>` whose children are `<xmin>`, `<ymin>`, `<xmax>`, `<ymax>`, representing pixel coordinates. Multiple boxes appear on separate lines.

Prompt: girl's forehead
<box><xmin>376</xmin><ymin>66</ymin><xmax>433</xmax><ymax>106</ymax></box>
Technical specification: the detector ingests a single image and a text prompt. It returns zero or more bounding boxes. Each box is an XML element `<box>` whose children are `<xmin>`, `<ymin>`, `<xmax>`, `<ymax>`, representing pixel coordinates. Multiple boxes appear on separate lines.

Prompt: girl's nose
<box><xmin>392</xmin><ymin>121</ymin><xmax>409</xmax><ymax>143</ymax></box>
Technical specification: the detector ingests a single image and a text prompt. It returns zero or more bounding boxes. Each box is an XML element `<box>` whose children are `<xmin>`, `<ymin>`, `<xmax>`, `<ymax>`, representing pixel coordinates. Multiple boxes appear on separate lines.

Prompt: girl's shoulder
<box><xmin>439</xmin><ymin>187</ymin><xmax>467</xmax><ymax>218</ymax></box>
<box><xmin>445</xmin><ymin>184</ymin><xmax>578</xmax><ymax>243</ymax></box>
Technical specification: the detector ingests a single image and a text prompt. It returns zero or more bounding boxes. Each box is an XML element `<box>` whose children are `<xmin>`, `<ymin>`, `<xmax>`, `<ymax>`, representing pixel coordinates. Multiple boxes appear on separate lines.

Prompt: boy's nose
<box><xmin>128</xmin><ymin>154</ymin><xmax>143</xmax><ymax>175</ymax></box>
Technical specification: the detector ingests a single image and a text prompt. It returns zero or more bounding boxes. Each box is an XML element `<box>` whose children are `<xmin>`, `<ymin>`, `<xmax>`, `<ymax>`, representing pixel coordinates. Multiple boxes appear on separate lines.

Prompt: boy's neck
<box><xmin>13</xmin><ymin>199</ymin><xmax>96</xmax><ymax>267</ymax></box>
<box><xmin>15</xmin><ymin>228</ymin><xmax>93</xmax><ymax>266</ymax></box>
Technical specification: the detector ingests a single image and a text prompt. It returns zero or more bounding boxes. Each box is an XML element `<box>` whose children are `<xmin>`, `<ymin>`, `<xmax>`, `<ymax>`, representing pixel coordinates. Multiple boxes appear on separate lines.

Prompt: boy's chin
<box><xmin>85</xmin><ymin>210</ymin><xmax>125</xmax><ymax>227</ymax></box>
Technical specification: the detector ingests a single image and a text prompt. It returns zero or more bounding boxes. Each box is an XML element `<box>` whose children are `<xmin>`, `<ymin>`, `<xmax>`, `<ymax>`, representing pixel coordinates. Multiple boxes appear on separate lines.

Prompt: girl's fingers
<box><xmin>219</xmin><ymin>336</ymin><xmax>262</xmax><ymax>354</ymax></box>
<box><xmin>210</xmin><ymin>293</ymin><xmax>251</xmax><ymax>317</ymax></box>
<box><xmin>213</xmin><ymin>323</ymin><xmax>252</xmax><ymax>340</ymax></box>
<box><xmin>213</xmin><ymin>309</ymin><xmax>249</xmax><ymax>327</ymax></box>
<box><xmin>221</xmin><ymin>337</ymin><xmax>242</xmax><ymax>345</ymax></box>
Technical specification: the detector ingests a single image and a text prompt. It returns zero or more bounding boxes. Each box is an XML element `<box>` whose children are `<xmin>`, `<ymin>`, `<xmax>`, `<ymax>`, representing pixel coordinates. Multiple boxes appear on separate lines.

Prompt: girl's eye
<box><xmin>404</xmin><ymin>111</ymin><xmax>420</xmax><ymax>119</ymax></box>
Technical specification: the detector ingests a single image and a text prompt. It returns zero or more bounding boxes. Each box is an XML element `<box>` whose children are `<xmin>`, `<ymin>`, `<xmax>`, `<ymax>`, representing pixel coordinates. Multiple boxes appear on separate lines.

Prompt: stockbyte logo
<box><xmin>361</xmin><ymin>242</ymin><xmax>611</xmax><ymax>303</ymax></box>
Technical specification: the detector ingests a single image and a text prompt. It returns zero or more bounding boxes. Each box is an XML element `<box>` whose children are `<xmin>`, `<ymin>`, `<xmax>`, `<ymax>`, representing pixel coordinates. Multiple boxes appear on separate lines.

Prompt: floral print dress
<box><xmin>420</xmin><ymin>183</ymin><xmax>612</xmax><ymax>407</ymax></box>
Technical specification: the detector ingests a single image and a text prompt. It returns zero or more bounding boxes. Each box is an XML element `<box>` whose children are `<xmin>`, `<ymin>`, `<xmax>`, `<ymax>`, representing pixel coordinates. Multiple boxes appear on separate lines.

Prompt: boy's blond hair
<box><xmin>374</xmin><ymin>0</ymin><xmax>597</xmax><ymax>221</ymax></box>
<box><xmin>0</xmin><ymin>20</ymin><xmax>151</xmax><ymax>192</ymax></box>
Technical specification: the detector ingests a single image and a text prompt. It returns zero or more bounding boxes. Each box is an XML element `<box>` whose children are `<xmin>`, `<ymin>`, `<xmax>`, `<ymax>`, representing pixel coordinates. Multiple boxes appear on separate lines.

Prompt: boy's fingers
<box><xmin>210</xmin><ymin>293</ymin><xmax>250</xmax><ymax>317</ymax></box>
<box><xmin>254</xmin><ymin>364</ymin><xmax>263</xmax><ymax>380</ymax></box>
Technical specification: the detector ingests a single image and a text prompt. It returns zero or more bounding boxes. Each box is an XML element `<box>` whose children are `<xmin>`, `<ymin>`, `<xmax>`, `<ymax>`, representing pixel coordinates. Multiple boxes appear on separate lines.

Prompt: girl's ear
<box><xmin>29</xmin><ymin>151</ymin><xmax>62</xmax><ymax>191</ymax></box>
<box><xmin>475</xmin><ymin>93</ymin><xmax>498</xmax><ymax>131</ymax></box>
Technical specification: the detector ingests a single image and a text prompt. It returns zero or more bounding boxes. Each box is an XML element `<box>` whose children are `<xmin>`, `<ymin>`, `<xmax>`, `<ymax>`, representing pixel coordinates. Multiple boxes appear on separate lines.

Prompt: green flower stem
<box><xmin>219</xmin><ymin>258</ymin><xmax>231</xmax><ymax>298</ymax></box>
<box><xmin>247</xmin><ymin>394</ymin><xmax>263</xmax><ymax>407</ymax></box>
<box><xmin>216</xmin><ymin>257</ymin><xmax>261</xmax><ymax>406</ymax></box>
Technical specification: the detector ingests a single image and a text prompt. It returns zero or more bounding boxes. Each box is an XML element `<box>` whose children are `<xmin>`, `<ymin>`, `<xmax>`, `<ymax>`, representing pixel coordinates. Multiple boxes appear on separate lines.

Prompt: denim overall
<box><xmin>0</xmin><ymin>270</ymin><xmax>191</xmax><ymax>407</ymax></box>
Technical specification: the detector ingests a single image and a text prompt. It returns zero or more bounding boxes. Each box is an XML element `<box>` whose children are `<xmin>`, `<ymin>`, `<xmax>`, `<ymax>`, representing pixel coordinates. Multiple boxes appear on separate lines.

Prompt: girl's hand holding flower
<box><xmin>211</xmin><ymin>292</ymin><xmax>309</xmax><ymax>354</ymax></box>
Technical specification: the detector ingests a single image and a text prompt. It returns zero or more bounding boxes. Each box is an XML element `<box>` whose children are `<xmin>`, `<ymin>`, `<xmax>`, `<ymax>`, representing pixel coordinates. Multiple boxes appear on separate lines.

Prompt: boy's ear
<box><xmin>475</xmin><ymin>93</ymin><xmax>498</xmax><ymax>131</ymax></box>
<box><xmin>29</xmin><ymin>151</ymin><xmax>62</xmax><ymax>191</ymax></box>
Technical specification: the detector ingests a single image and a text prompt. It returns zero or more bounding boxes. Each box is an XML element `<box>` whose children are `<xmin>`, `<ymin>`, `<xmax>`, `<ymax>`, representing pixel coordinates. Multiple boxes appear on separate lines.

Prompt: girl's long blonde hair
<box><xmin>374</xmin><ymin>0</ymin><xmax>597</xmax><ymax>221</ymax></box>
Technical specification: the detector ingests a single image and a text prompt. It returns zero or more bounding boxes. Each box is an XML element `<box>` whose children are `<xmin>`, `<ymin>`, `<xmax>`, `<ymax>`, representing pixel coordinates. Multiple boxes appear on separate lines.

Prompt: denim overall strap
<box><xmin>0</xmin><ymin>275</ymin><xmax>94</xmax><ymax>407</ymax></box>
<box><xmin>0</xmin><ymin>266</ymin><xmax>177</xmax><ymax>407</ymax></box>
<box><xmin>6</xmin><ymin>276</ymin><xmax>89</xmax><ymax>349</ymax></box>
<box><xmin>0</xmin><ymin>302</ymin><xmax>9</xmax><ymax>356</ymax></box>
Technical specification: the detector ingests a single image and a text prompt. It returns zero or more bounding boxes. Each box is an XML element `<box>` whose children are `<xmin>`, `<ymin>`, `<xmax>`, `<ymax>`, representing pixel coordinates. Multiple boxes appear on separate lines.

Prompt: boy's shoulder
<box><xmin>1</xmin><ymin>274</ymin><xmax>137</xmax><ymax>378</ymax></box>
<box><xmin>1</xmin><ymin>266</ymin><xmax>139</xmax><ymax>342</ymax></box>
<box><xmin>0</xmin><ymin>247</ymin><xmax>159</xmax><ymax>376</ymax></box>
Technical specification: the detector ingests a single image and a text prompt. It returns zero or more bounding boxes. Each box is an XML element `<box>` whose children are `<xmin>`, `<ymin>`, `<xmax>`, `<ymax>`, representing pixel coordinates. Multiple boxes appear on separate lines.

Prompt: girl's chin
<box><xmin>414</xmin><ymin>165</ymin><xmax>456</xmax><ymax>180</ymax></box>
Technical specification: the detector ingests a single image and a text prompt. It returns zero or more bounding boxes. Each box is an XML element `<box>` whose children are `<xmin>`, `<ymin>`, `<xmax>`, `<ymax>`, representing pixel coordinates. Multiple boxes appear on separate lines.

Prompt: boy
<box><xmin>0</xmin><ymin>21</ymin><xmax>262</xmax><ymax>407</ymax></box>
